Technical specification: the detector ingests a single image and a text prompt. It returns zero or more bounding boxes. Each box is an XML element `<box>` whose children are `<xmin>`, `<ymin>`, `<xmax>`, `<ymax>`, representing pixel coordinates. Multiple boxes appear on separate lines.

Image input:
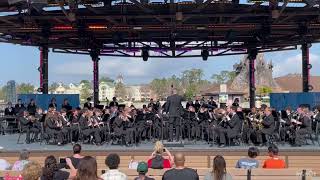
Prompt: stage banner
<box><xmin>270</xmin><ymin>92</ymin><xmax>320</xmax><ymax>110</ymax></box>
<box><xmin>17</xmin><ymin>94</ymin><xmax>80</xmax><ymax>111</ymax></box>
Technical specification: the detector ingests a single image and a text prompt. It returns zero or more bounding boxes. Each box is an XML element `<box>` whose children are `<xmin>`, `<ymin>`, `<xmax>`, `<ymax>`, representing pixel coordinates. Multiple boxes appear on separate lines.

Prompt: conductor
<box><xmin>165</xmin><ymin>88</ymin><xmax>183</xmax><ymax>142</ymax></box>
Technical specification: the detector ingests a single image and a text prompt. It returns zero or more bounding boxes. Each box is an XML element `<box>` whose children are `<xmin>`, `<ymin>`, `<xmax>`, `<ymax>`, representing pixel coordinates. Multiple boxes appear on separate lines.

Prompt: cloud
<box><xmin>272</xmin><ymin>53</ymin><xmax>320</xmax><ymax>77</ymax></box>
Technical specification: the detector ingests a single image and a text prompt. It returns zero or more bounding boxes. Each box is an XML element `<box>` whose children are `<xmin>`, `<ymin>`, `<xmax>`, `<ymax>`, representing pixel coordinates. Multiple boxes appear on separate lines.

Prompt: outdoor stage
<box><xmin>1</xmin><ymin>134</ymin><xmax>320</xmax><ymax>156</ymax></box>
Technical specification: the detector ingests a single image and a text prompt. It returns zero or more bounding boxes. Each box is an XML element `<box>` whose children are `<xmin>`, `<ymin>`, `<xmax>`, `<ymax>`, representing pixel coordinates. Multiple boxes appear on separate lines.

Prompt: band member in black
<box><xmin>256</xmin><ymin>107</ymin><xmax>275</xmax><ymax>146</ymax></box>
<box><xmin>4</xmin><ymin>102</ymin><xmax>15</xmax><ymax>134</ymax></box>
<box><xmin>293</xmin><ymin>106</ymin><xmax>312</xmax><ymax>147</ymax></box>
<box><xmin>182</xmin><ymin>106</ymin><xmax>196</xmax><ymax>140</ymax></box>
<box><xmin>194</xmin><ymin>105</ymin><xmax>210</xmax><ymax>141</ymax></box>
<box><xmin>19</xmin><ymin>111</ymin><xmax>41</xmax><ymax>144</ymax></box>
<box><xmin>79</xmin><ymin>109</ymin><xmax>101</xmax><ymax>145</ymax></box>
<box><xmin>27</xmin><ymin>99</ymin><xmax>37</xmax><ymax>116</ymax></box>
<box><xmin>83</xmin><ymin>98</ymin><xmax>93</xmax><ymax>110</ymax></box>
<box><xmin>109</xmin><ymin>97</ymin><xmax>119</xmax><ymax>107</ymax></box>
<box><xmin>123</xmin><ymin>107</ymin><xmax>135</xmax><ymax>146</ymax></box>
<box><xmin>45</xmin><ymin>111</ymin><xmax>64</xmax><ymax>145</ymax></box>
<box><xmin>15</xmin><ymin>99</ymin><xmax>25</xmax><ymax>115</ymax></box>
<box><xmin>48</xmin><ymin>98</ymin><xmax>57</xmax><ymax>109</ymax></box>
<box><xmin>165</xmin><ymin>88</ymin><xmax>183</xmax><ymax>142</ymax></box>
<box><xmin>216</xmin><ymin>106</ymin><xmax>241</xmax><ymax>148</ymax></box>
<box><xmin>208</xmin><ymin>97</ymin><xmax>218</xmax><ymax>110</ymax></box>
<box><xmin>60</xmin><ymin>108</ymin><xmax>71</xmax><ymax>142</ymax></box>
<box><xmin>279</xmin><ymin>107</ymin><xmax>293</xmax><ymax>142</ymax></box>
<box><xmin>61</xmin><ymin>98</ymin><xmax>73</xmax><ymax>114</ymax></box>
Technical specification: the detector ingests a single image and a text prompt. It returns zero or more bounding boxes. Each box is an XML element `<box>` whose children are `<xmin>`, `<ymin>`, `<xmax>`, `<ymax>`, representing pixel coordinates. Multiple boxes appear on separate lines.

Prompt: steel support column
<box><xmin>302</xmin><ymin>43</ymin><xmax>311</xmax><ymax>92</ymax></box>
<box><xmin>90</xmin><ymin>50</ymin><xmax>100</xmax><ymax>107</ymax></box>
<box><xmin>40</xmin><ymin>46</ymin><xmax>49</xmax><ymax>94</ymax></box>
<box><xmin>248</xmin><ymin>49</ymin><xmax>257</xmax><ymax>109</ymax></box>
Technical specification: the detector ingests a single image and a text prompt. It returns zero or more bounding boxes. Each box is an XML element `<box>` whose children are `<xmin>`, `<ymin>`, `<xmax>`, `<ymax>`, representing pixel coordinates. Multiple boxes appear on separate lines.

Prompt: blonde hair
<box><xmin>22</xmin><ymin>161</ymin><xmax>42</xmax><ymax>180</ymax></box>
<box><xmin>154</xmin><ymin>141</ymin><xmax>164</xmax><ymax>154</ymax></box>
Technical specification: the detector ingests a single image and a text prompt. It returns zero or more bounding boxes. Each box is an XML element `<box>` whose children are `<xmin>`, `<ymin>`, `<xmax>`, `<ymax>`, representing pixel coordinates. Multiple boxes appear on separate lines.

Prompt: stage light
<box><xmin>142</xmin><ymin>47</ymin><xmax>149</xmax><ymax>61</ymax></box>
<box><xmin>201</xmin><ymin>48</ymin><xmax>209</xmax><ymax>61</ymax></box>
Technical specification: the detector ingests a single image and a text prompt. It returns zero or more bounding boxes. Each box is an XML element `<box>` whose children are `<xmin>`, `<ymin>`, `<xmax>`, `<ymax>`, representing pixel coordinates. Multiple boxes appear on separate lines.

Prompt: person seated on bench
<box><xmin>205</xmin><ymin>155</ymin><xmax>232</xmax><ymax>180</ymax></box>
<box><xmin>12</xmin><ymin>149</ymin><xmax>30</xmax><ymax>171</ymax></box>
<box><xmin>162</xmin><ymin>152</ymin><xmax>199</xmax><ymax>180</ymax></box>
<box><xmin>235</xmin><ymin>147</ymin><xmax>259</xmax><ymax>169</ymax></box>
<box><xmin>147</xmin><ymin>141</ymin><xmax>173</xmax><ymax>169</ymax></box>
<box><xmin>22</xmin><ymin>161</ymin><xmax>42</xmax><ymax>180</ymax></box>
<box><xmin>134</xmin><ymin>162</ymin><xmax>155</xmax><ymax>180</ymax></box>
<box><xmin>263</xmin><ymin>144</ymin><xmax>286</xmax><ymax>169</ymax></box>
<box><xmin>0</xmin><ymin>158</ymin><xmax>10</xmax><ymax>170</ymax></box>
<box><xmin>101</xmin><ymin>153</ymin><xmax>127</xmax><ymax>180</ymax></box>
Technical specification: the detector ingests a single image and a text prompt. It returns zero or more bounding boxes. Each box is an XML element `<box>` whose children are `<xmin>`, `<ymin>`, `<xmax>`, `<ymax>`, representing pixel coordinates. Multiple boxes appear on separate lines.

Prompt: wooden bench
<box><xmin>1</xmin><ymin>168</ymin><xmax>317</xmax><ymax>180</ymax></box>
<box><xmin>287</xmin><ymin>156</ymin><xmax>320</xmax><ymax>176</ymax></box>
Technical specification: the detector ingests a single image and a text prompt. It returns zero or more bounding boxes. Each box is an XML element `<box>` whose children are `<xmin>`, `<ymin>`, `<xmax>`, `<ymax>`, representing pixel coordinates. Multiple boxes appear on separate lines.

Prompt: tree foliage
<box><xmin>80</xmin><ymin>80</ymin><xmax>92</xmax><ymax>101</ymax></box>
<box><xmin>150</xmin><ymin>68</ymin><xmax>207</xmax><ymax>99</ymax></box>
<box><xmin>257</xmin><ymin>86</ymin><xmax>272</xmax><ymax>96</ymax></box>
<box><xmin>49</xmin><ymin>82</ymin><xmax>59</xmax><ymax>93</ymax></box>
<box><xmin>211</xmin><ymin>70</ymin><xmax>237</xmax><ymax>84</ymax></box>
<box><xmin>115</xmin><ymin>82</ymin><xmax>127</xmax><ymax>100</ymax></box>
<box><xmin>100</xmin><ymin>76</ymin><xmax>114</xmax><ymax>83</ymax></box>
<box><xmin>16</xmin><ymin>83</ymin><xmax>35</xmax><ymax>94</ymax></box>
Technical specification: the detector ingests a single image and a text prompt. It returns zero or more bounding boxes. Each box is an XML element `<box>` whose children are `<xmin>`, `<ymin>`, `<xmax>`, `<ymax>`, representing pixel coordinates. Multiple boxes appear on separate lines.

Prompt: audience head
<box><xmin>19</xmin><ymin>149</ymin><xmax>30</xmax><ymax>160</ymax></box>
<box><xmin>112</xmin><ymin>97</ymin><xmax>117</xmax><ymax>101</ymax></box>
<box><xmin>43</xmin><ymin>155</ymin><xmax>58</xmax><ymax>180</ymax></box>
<box><xmin>137</xmin><ymin>162</ymin><xmax>149</xmax><ymax>175</ymax></box>
<box><xmin>212</xmin><ymin>155</ymin><xmax>227</xmax><ymax>180</ymax></box>
<box><xmin>22</xmin><ymin>161</ymin><xmax>42</xmax><ymax>180</ymax></box>
<box><xmin>248</xmin><ymin>147</ymin><xmax>259</xmax><ymax>158</ymax></box>
<box><xmin>174</xmin><ymin>153</ymin><xmax>185</xmax><ymax>167</ymax></box>
<box><xmin>75</xmin><ymin>156</ymin><xmax>98</xmax><ymax>180</ymax></box>
<box><xmin>268</xmin><ymin>144</ymin><xmax>279</xmax><ymax>157</ymax></box>
<box><xmin>87</xmin><ymin>97</ymin><xmax>91</xmax><ymax>102</ymax></box>
<box><xmin>105</xmin><ymin>153</ymin><xmax>120</xmax><ymax>170</ymax></box>
<box><xmin>73</xmin><ymin>144</ymin><xmax>82</xmax><ymax>154</ymax></box>
<box><xmin>154</xmin><ymin>141</ymin><xmax>164</xmax><ymax>154</ymax></box>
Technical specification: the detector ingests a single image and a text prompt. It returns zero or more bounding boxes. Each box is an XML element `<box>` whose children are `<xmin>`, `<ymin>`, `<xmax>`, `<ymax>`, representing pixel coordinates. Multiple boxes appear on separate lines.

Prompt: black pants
<box><xmin>256</xmin><ymin>128</ymin><xmax>273</xmax><ymax>144</ymax></box>
<box><xmin>24</xmin><ymin>127</ymin><xmax>40</xmax><ymax>143</ymax></box>
<box><xmin>169</xmin><ymin>117</ymin><xmax>181</xmax><ymax>141</ymax></box>
<box><xmin>46</xmin><ymin>128</ymin><xmax>64</xmax><ymax>143</ymax></box>
<box><xmin>295</xmin><ymin>128</ymin><xmax>310</xmax><ymax>145</ymax></box>
<box><xmin>125</xmin><ymin>127</ymin><xmax>135</xmax><ymax>144</ymax></box>
<box><xmin>82</xmin><ymin>128</ymin><xmax>101</xmax><ymax>143</ymax></box>
<box><xmin>216</xmin><ymin>127</ymin><xmax>238</xmax><ymax>145</ymax></box>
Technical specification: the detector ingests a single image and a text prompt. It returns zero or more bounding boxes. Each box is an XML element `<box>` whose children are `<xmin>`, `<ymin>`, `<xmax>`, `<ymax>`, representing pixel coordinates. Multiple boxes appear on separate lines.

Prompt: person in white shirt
<box><xmin>101</xmin><ymin>153</ymin><xmax>127</xmax><ymax>180</ymax></box>
<box><xmin>0</xmin><ymin>159</ymin><xmax>11</xmax><ymax>170</ymax></box>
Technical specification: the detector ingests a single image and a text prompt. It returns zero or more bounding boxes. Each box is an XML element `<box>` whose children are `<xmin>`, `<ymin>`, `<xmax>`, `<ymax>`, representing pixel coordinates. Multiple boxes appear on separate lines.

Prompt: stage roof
<box><xmin>0</xmin><ymin>0</ymin><xmax>319</xmax><ymax>58</ymax></box>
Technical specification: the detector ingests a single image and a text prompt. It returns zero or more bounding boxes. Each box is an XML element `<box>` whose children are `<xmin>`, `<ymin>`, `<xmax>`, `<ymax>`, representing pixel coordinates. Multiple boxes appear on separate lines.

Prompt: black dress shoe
<box><xmin>209</xmin><ymin>144</ymin><xmax>214</xmax><ymax>147</ymax></box>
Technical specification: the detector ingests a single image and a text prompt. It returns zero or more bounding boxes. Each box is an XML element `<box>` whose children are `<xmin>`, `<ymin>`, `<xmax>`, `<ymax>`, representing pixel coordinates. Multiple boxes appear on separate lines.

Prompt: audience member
<box><xmin>22</xmin><ymin>161</ymin><xmax>42</xmax><ymax>180</ymax></box>
<box><xmin>0</xmin><ymin>158</ymin><xmax>10</xmax><ymax>170</ymax></box>
<box><xmin>101</xmin><ymin>153</ymin><xmax>127</xmax><ymax>180</ymax></box>
<box><xmin>41</xmin><ymin>155</ymin><xmax>75</xmax><ymax>180</ymax></box>
<box><xmin>204</xmin><ymin>155</ymin><xmax>232</xmax><ymax>180</ymax></box>
<box><xmin>147</xmin><ymin>141</ymin><xmax>173</xmax><ymax>169</ymax></box>
<box><xmin>134</xmin><ymin>162</ymin><xmax>155</xmax><ymax>180</ymax></box>
<box><xmin>12</xmin><ymin>149</ymin><xmax>30</xmax><ymax>171</ymax></box>
<box><xmin>74</xmin><ymin>156</ymin><xmax>101</xmax><ymax>180</ymax></box>
<box><xmin>162</xmin><ymin>152</ymin><xmax>199</xmax><ymax>180</ymax></box>
<box><xmin>235</xmin><ymin>147</ymin><xmax>259</xmax><ymax>169</ymax></box>
<box><xmin>263</xmin><ymin>144</ymin><xmax>286</xmax><ymax>169</ymax></box>
<box><xmin>68</xmin><ymin>144</ymin><xmax>84</xmax><ymax>169</ymax></box>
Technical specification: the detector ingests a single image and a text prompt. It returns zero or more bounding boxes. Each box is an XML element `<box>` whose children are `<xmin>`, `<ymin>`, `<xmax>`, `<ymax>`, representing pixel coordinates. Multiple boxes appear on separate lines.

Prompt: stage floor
<box><xmin>0</xmin><ymin>134</ymin><xmax>320</xmax><ymax>154</ymax></box>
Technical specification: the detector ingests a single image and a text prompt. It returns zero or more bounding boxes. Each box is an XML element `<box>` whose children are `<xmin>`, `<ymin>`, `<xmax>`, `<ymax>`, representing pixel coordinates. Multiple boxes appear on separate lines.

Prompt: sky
<box><xmin>1</xmin><ymin>42</ymin><xmax>319</xmax><ymax>87</ymax></box>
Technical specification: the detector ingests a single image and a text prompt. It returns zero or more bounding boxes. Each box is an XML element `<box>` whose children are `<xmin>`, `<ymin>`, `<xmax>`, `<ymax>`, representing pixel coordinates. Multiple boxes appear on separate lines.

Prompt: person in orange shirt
<box><xmin>263</xmin><ymin>144</ymin><xmax>286</xmax><ymax>169</ymax></box>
